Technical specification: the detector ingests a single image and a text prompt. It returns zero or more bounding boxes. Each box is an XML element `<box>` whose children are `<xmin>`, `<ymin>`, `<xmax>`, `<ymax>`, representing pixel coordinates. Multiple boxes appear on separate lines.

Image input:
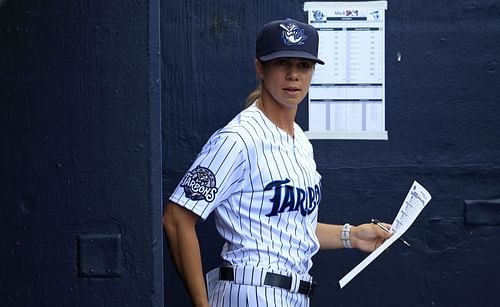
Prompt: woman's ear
<box><xmin>255</xmin><ymin>59</ymin><xmax>264</xmax><ymax>80</ymax></box>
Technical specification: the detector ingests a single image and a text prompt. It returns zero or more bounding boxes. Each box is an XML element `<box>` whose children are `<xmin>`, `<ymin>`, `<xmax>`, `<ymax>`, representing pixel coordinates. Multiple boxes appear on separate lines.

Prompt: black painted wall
<box><xmin>162</xmin><ymin>0</ymin><xmax>500</xmax><ymax>306</ymax></box>
<box><xmin>1</xmin><ymin>0</ymin><xmax>162</xmax><ymax>306</ymax></box>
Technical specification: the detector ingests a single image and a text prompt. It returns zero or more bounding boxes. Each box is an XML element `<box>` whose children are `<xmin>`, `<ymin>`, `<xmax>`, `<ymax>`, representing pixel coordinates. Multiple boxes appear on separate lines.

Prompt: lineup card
<box><xmin>303</xmin><ymin>1</ymin><xmax>388</xmax><ymax>140</ymax></box>
<box><xmin>338</xmin><ymin>181</ymin><xmax>432</xmax><ymax>289</ymax></box>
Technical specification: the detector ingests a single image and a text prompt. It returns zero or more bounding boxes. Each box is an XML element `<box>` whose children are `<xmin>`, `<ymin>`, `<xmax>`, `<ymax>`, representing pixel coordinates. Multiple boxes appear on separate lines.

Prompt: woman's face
<box><xmin>257</xmin><ymin>58</ymin><xmax>315</xmax><ymax>109</ymax></box>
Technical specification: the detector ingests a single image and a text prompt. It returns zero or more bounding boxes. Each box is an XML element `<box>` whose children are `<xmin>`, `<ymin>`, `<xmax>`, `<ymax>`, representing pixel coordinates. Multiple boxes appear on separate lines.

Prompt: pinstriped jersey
<box><xmin>170</xmin><ymin>103</ymin><xmax>322</xmax><ymax>275</ymax></box>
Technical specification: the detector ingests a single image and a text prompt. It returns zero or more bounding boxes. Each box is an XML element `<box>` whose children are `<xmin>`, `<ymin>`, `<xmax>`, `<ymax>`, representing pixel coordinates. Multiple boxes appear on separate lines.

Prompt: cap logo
<box><xmin>280</xmin><ymin>22</ymin><xmax>307</xmax><ymax>46</ymax></box>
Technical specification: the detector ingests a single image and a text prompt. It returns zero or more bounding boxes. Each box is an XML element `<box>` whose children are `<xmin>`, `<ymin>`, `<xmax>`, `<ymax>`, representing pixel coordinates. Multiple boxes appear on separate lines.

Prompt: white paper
<box><xmin>303</xmin><ymin>1</ymin><xmax>388</xmax><ymax>140</ymax></box>
<box><xmin>339</xmin><ymin>180</ymin><xmax>432</xmax><ymax>288</ymax></box>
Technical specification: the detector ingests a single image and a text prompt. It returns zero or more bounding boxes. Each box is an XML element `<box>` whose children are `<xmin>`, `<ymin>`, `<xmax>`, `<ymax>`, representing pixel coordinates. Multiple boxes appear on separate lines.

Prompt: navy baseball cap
<box><xmin>256</xmin><ymin>18</ymin><xmax>324</xmax><ymax>65</ymax></box>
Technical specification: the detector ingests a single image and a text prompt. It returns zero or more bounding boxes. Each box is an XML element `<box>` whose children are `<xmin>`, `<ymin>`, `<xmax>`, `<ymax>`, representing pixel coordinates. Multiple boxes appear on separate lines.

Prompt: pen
<box><xmin>371</xmin><ymin>219</ymin><xmax>411</xmax><ymax>248</ymax></box>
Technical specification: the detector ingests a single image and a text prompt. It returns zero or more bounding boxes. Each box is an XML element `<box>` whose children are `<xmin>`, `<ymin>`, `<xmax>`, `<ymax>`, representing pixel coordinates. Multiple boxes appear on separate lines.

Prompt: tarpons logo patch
<box><xmin>181</xmin><ymin>166</ymin><xmax>218</xmax><ymax>202</ymax></box>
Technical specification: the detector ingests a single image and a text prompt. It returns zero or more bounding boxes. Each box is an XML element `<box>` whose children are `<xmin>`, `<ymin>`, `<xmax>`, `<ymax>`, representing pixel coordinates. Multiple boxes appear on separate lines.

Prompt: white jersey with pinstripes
<box><xmin>170</xmin><ymin>102</ymin><xmax>322</xmax><ymax>278</ymax></box>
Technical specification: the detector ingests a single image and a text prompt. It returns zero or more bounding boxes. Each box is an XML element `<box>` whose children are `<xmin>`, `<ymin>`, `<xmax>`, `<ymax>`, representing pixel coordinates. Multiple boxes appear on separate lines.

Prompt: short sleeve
<box><xmin>169</xmin><ymin>132</ymin><xmax>247</xmax><ymax>220</ymax></box>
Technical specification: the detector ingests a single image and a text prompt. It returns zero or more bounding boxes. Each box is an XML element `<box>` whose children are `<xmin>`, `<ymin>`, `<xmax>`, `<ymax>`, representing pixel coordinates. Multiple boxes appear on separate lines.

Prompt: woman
<box><xmin>163</xmin><ymin>18</ymin><xmax>391</xmax><ymax>307</ymax></box>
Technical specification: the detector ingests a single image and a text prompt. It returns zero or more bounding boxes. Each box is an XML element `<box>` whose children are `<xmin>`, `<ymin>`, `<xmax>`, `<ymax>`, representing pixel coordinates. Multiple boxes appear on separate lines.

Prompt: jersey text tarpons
<box><xmin>264</xmin><ymin>179</ymin><xmax>321</xmax><ymax>217</ymax></box>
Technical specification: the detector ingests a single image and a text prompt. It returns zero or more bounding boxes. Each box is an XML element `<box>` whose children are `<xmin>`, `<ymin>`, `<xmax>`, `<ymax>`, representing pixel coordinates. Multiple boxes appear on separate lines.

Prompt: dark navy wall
<box><xmin>1</xmin><ymin>0</ymin><xmax>162</xmax><ymax>306</ymax></box>
<box><xmin>162</xmin><ymin>0</ymin><xmax>500</xmax><ymax>306</ymax></box>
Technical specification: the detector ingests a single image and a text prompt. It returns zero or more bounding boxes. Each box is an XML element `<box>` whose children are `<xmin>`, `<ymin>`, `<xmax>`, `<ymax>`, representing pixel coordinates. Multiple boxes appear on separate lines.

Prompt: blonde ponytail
<box><xmin>244</xmin><ymin>84</ymin><xmax>262</xmax><ymax>108</ymax></box>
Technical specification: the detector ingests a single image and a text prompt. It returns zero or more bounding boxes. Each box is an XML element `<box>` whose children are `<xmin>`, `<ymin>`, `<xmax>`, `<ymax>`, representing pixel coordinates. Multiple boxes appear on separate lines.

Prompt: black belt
<box><xmin>219</xmin><ymin>267</ymin><xmax>316</xmax><ymax>297</ymax></box>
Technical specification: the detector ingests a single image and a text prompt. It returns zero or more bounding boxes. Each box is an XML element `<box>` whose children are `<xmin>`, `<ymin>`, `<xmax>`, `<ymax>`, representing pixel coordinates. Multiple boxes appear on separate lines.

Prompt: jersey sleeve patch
<box><xmin>180</xmin><ymin>165</ymin><xmax>219</xmax><ymax>202</ymax></box>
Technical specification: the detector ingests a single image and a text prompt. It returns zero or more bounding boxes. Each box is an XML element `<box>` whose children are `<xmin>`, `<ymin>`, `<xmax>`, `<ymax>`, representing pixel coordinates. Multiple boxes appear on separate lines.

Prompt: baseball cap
<box><xmin>256</xmin><ymin>18</ymin><xmax>324</xmax><ymax>65</ymax></box>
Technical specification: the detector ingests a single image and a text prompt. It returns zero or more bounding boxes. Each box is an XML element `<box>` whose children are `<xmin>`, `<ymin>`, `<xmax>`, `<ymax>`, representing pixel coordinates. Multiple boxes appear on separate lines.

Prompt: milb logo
<box><xmin>264</xmin><ymin>179</ymin><xmax>321</xmax><ymax>217</ymax></box>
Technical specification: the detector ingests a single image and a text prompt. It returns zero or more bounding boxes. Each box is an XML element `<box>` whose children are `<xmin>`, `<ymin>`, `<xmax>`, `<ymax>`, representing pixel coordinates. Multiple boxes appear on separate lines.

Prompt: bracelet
<box><xmin>341</xmin><ymin>223</ymin><xmax>352</xmax><ymax>248</ymax></box>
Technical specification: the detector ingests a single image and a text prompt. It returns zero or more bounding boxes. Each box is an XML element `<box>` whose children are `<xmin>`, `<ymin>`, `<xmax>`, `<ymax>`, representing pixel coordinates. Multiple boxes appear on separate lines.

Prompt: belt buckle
<box><xmin>306</xmin><ymin>279</ymin><xmax>316</xmax><ymax>297</ymax></box>
<box><xmin>298</xmin><ymin>279</ymin><xmax>314</xmax><ymax>297</ymax></box>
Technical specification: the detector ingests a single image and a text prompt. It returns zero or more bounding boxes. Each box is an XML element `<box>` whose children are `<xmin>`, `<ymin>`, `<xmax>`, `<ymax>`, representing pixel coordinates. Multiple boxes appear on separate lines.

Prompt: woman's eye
<box><xmin>299</xmin><ymin>62</ymin><xmax>313</xmax><ymax>69</ymax></box>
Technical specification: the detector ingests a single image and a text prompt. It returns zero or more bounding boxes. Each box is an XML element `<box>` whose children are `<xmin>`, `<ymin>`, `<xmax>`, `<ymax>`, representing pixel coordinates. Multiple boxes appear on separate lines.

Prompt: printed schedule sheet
<box><xmin>339</xmin><ymin>181</ymin><xmax>432</xmax><ymax>289</ymax></box>
<box><xmin>304</xmin><ymin>1</ymin><xmax>388</xmax><ymax>139</ymax></box>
